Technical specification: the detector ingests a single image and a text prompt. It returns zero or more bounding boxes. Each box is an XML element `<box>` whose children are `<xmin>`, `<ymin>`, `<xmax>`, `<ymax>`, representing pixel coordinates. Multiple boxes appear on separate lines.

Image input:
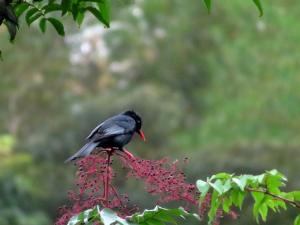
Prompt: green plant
<box><xmin>66</xmin><ymin>169</ymin><xmax>300</xmax><ymax>225</ymax></box>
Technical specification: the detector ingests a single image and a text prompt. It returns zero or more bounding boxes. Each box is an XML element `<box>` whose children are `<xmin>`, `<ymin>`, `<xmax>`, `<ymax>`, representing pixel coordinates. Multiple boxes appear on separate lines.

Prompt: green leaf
<box><xmin>25</xmin><ymin>7</ymin><xmax>39</xmax><ymax>25</ymax></box>
<box><xmin>252</xmin><ymin>0</ymin><xmax>263</xmax><ymax>17</ymax></box>
<box><xmin>222</xmin><ymin>196</ymin><xmax>232</xmax><ymax>213</ymax></box>
<box><xmin>128</xmin><ymin>206</ymin><xmax>199</xmax><ymax>224</ymax></box>
<box><xmin>47</xmin><ymin>17</ymin><xmax>65</xmax><ymax>36</ymax></box>
<box><xmin>208</xmin><ymin>190</ymin><xmax>220</xmax><ymax>225</ymax></box>
<box><xmin>61</xmin><ymin>0</ymin><xmax>72</xmax><ymax>15</ymax></box>
<box><xmin>291</xmin><ymin>191</ymin><xmax>300</xmax><ymax>201</ymax></box>
<box><xmin>233</xmin><ymin>176</ymin><xmax>249</xmax><ymax>191</ymax></box>
<box><xmin>100</xmin><ymin>208</ymin><xmax>130</xmax><ymax>225</ymax></box>
<box><xmin>231</xmin><ymin>189</ymin><xmax>245</xmax><ymax>209</ymax></box>
<box><xmin>209</xmin><ymin>179</ymin><xmax>224</xmax><ymax>194</ymax></box>
<box><xmin>258</xmin><ymin>203</ymin><xmax>268</xmax><ymax>222</ymax></box>
<box><xmin>39</xmin><ymin>18</ymin><xmax>47</xmax><ymax>33</ymax></box>
<box><xmin>14</xmin><ymin>3</ymin><xmax>29</xmax><ymax>17</ymax></box>
<box><xmin>43</xmin><ymin>3</ymin><xmax>62</xmax><ymax>13</ymax></box>
<box><xmin>294</xmin><ymin>214</ymin><xmax>300</xmax><ymax>225</ymax></box>
<box><xmin>97</xmin><ymin>0</ymin><xmax>110</xmax><ymax>27</ymax></box>
<box><xmin>75</xmin><ymin>10</ymin><xmax>85</xmax><ymax>26</ymax></box>
<box><xmin>86</xmin><ymin>6</ymin><xmax>109</xmax><ymax>28</ymax></box>
<box><xmin>203</xmin><ymin>0</ymin><xmax>211</xmax><ymax>13</ymax></box>
<box><xmin>252</xmin><ymin>192</ymin><xmax>266</xmax><ymax>222</ymax></box>
<box><xmin>196</xmin><ymin>179</ymin><xmax>210</xmax><ymax>202</ymax></box>
<box><xmin>211</xmin><ymin>172</ymin><xmax>232</xmax><ymax>180</ymax></box>
<box><xmin>27</xmin><ymin>12</ymin><xmax>43</xmax><ymax>25</ymax></box>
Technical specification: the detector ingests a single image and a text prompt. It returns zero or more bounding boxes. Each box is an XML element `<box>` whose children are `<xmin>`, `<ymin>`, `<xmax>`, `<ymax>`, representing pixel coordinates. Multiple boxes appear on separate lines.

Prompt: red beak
<box><xmin>137</xmin><ymin>130</ymin><xmax>146</xmax><ymax>141</ymax></box>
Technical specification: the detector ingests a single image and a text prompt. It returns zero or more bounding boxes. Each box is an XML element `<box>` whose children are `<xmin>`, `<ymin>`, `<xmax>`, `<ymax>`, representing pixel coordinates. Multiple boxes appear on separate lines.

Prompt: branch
<box><xmin>245</xmin><ymin>187</ymin><xmax>300</xmax><ymax>209</ymax></box>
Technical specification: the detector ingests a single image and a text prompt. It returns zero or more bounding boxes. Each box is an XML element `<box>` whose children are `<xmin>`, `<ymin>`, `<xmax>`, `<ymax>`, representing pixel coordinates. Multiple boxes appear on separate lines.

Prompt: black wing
<box><xmin>86</xmin><ymin>115</ymin><xmax>136</xmax><ymax>141</ymax></box>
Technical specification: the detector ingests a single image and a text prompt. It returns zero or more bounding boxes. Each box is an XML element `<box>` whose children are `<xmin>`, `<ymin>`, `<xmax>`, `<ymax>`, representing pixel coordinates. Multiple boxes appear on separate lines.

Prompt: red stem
<box><xmin>104</xmin><ymin>151</ymin><xmax>112</xmax><ymax>201</ymax></box>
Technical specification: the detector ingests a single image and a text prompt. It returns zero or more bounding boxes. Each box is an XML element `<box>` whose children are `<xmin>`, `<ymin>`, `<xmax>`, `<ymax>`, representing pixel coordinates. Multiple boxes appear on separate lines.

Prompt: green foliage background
<box><xmin>0</xmin><ymin>0</ymin><xmax>300</xmax><ymax>224</ymax></box>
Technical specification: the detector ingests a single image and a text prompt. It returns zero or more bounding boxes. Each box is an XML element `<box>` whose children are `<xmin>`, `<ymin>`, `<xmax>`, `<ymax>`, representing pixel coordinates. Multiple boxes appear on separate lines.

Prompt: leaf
<box><xmin>208</xmin><ymin>190</ymin><xmax>220</xmax><ymax>225</ymax></box>
<box><xmin>231</xmin><ymin>189</ymin><xmax>245</xmax><ymax>209</ymax></box>
<box><xmin>128</xmin><ymin>206</ymin><xmax>199</xmax><ymax>224</ymax></box>
<box><xmin>211</xmin><ymin>172</ymin><xmax>232</xmax><ymax>180</ymax></box>
<box><xmin>61</xmin><ymin>0</ymin><xmax>72</xmax><ymax>15</ymax></box>
<box><xmin>97</xmin><ymin>0</ymin><xmax>110</xmax><ymax>27</ymax></box>
<box><xmin>196</xmin><ymin>179</ymin><xmax>210</xmax><ymax>203</ymax></box>
<box><xmin>25</xmin><ymin>7</ymin><xmax>39</xmax><ymax>25</ymax></box>
<box><xmin>252</xmin><ymin>192</ymin><xmax>266</xmax><ymax>222</ymax></box>
<box><xmin>203</xmin><ymin>0</ymin><xmax>211</xmax><ymax>13</ymax></box>
<box><xmin>294</xmin><ymin>214</ymin><xmax>300</xmax><ymax>225</ymax></box>
<box><xmin>43</xmin><ymin>3</ymin><xmax>62</xmax><ymax>13</ymax></box>
<box><xmin>222</xmin><ymin>196</ymin><xmax>232</xmax><ymax>213</ymax></box>
<box><xmin>252</xmin><ymin>0</ymin><xmax>263</xmax><ymax>17</ymax></box>
<box><xmin>100</xmin><ymin>208</ymin><xmax>131</xmax><ymax>225</ymax></box>
<box><xmin>86</xmin><ymin>6</ymin><xmax>109</xmax><ymax>28</ymax></box>
<box><xmin>47</xmin><ymin>17</ymin><xmax>65</xmax><ymax>36</ymax></box>
<box><xmin>14</xmin><ymin>3</ymin><xmax>29</xmax><ymax>17</ymax></box>
<box><xmin>209</xmin><ymin>179</ymin><xmax>224</xmax><ymax>194</ymax></box>
<box><xmin>75</xmin><ymin>10</ymin><xmax>85</xmax><ymax>26</ymax></box>
<box><xmin>233</xmin><ymin>176</ymin><xmax>249</xmax><ymax>191</ymax></box>
<box><xmin>291</xmin><ymin>191</ymin><xmax>300</xmax><ymax>201</ymax></box>
<box><xmin>39</xmin><ymin>18</ymin><xmax>47</xmax><ymax>33</ymax></box>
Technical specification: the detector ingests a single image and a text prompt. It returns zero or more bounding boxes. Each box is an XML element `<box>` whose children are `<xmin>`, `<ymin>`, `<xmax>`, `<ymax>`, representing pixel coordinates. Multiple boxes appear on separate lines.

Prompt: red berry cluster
<box><xmin>56</xmin><ymin>151</ymin><xmax>213</xmax><ymax>225</ymax></box>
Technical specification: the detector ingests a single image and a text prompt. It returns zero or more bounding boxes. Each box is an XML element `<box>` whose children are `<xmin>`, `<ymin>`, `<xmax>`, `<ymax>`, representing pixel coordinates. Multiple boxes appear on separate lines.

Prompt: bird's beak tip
<box><xmin>138</xmin><ymin>130</ymin><xmax>146</xmax><ymax>141</ymax></box>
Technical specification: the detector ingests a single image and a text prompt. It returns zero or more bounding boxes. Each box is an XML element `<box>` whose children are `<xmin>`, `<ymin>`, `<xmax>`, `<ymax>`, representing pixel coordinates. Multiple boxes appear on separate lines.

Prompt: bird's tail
<box><xmin>64</xmin><ymin>142</ymin><xmax>98</xmax><ymax>163</ymax></box>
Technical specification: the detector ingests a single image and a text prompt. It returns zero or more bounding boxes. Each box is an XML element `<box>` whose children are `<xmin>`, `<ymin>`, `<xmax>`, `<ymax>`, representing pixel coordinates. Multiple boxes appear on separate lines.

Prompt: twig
<box><xmin>245</xmin><ymin>187</ymin><xmax>300</xmax><ymax>209</ymax></box>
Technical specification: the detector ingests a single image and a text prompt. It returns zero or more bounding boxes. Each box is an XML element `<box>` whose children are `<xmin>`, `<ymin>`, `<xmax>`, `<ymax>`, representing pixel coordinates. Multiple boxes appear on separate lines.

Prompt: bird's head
<box><xmin>123</xmin><ymin>110</ymin><xmax>146</xmax><ymax>141</ymax></box>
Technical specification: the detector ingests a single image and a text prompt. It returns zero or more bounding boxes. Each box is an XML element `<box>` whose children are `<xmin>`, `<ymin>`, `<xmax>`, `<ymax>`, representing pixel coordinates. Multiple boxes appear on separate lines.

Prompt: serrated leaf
<box><xmin>222</xmin><ymin>196</ymin><xmax>232</xmax><ymax>213</ymax></box>
<box><xmin>209</xmin><ymin>179</ymin><xmax>224</xmax><ymax>194</ymax></box>
<box><xmin>233</xmin><ymin>176</ymin><xmax>248</xmax><ymax>191</ymax></box>
<box><xmin>39</xmin><ymin>18</ymin><xmax>46</xmax><ymax>33</ymax></box>
<box><xmin>252</xmin><ymin>0</ymin><xmax>263</xmax><ymax>17</ymax></box>
<box><xmin>100</xmin><ymin>208</ymin><xmax>131</xmax><ymax>225</ymax></box>
<box><xmin>47</xmin><ymin>17</ymin><xmax>65</xmax><ymax>36</ymax></box>
<box><xmin>290</xmin><ymin>191</ymin><xmax>300</xmax><ymax>201</ymax></box>
<box><xmin>252</xmin><ymin>192</ymin><xmax>266</xmax><ymax>222</ymax></box>
<box><xmin>258</xmin><ymin>203</ymin><xmax>268</xmax><ymax>222</ymax></box>
<box><xmin>128</xmin><ymin>206</ymin><xmax>199</xmax><ymax>224</ymax></box>
<box><xmin>211</xmin><ymin>172</ymin><xmax>232</xmax><ymax>180</ymax></box>
<box><xmin>203</xmin><ymin>0</ymin><xmax>211</xmax><ymax>12</ymax></box>
<box><xmin>208</xmin><ymin>190</ymin><xmax>220</xmax><ymax>225</ymax></box>
<box><xmin>231</xmin><ymin>189</ymin><xmax>245</xmax><ymax>209</ymax></box>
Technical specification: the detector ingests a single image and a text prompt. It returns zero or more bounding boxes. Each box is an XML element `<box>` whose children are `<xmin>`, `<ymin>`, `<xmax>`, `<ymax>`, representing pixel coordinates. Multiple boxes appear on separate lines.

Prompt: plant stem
<box><xmin>245</xmin><ymin>187</ymin><xmax>300</xmax><ymax>209</ymax></box>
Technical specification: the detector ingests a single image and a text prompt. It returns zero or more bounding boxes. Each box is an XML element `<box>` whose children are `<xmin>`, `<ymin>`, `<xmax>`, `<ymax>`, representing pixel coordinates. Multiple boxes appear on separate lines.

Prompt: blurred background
<box><xmin>1</xmin><ymin>0</ymin><xmax>300</xmax><ymax>224</ymax></box>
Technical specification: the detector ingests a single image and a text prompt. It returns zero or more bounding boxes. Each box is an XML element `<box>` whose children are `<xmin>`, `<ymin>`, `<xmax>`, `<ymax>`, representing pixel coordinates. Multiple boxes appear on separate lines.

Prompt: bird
<box><xmin>65</xmin><ymin>110</ymin><xmax>145</xmax><ymax>162</ymax></box>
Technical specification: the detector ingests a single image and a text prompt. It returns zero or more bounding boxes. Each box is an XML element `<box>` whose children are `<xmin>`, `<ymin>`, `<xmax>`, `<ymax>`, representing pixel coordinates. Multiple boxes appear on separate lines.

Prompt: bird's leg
<box><xmin>104</xmin><ymin>149</ymin><xmax>113</xmax><ymax>201</ymax></box>
<box><xmin>122</xmin><ymin>148</ymin><xmax>134</xmax><ymax>159</ymax></box>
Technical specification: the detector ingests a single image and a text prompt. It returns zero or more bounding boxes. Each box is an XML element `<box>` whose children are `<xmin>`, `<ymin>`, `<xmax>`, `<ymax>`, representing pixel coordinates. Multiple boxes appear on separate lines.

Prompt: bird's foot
<box><xmin>123</xmin><ymin>148</ymin><xmax>134</xmax><ymax>159</ymax></box>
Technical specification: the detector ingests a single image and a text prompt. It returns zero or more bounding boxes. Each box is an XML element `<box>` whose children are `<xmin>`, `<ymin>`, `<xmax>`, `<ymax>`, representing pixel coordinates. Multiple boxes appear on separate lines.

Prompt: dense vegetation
<box><xmin>1</xmin><ymin>0</ymin><xmax>300</xmax><ymax>225</ymax></box>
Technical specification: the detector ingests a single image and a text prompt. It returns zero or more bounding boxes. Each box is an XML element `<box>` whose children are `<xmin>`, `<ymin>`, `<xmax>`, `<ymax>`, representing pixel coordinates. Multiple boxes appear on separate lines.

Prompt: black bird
<box><xmin>65</xmin><ymin>110</ymin><xmax>145</xmax><ymax>162</ymax></box>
